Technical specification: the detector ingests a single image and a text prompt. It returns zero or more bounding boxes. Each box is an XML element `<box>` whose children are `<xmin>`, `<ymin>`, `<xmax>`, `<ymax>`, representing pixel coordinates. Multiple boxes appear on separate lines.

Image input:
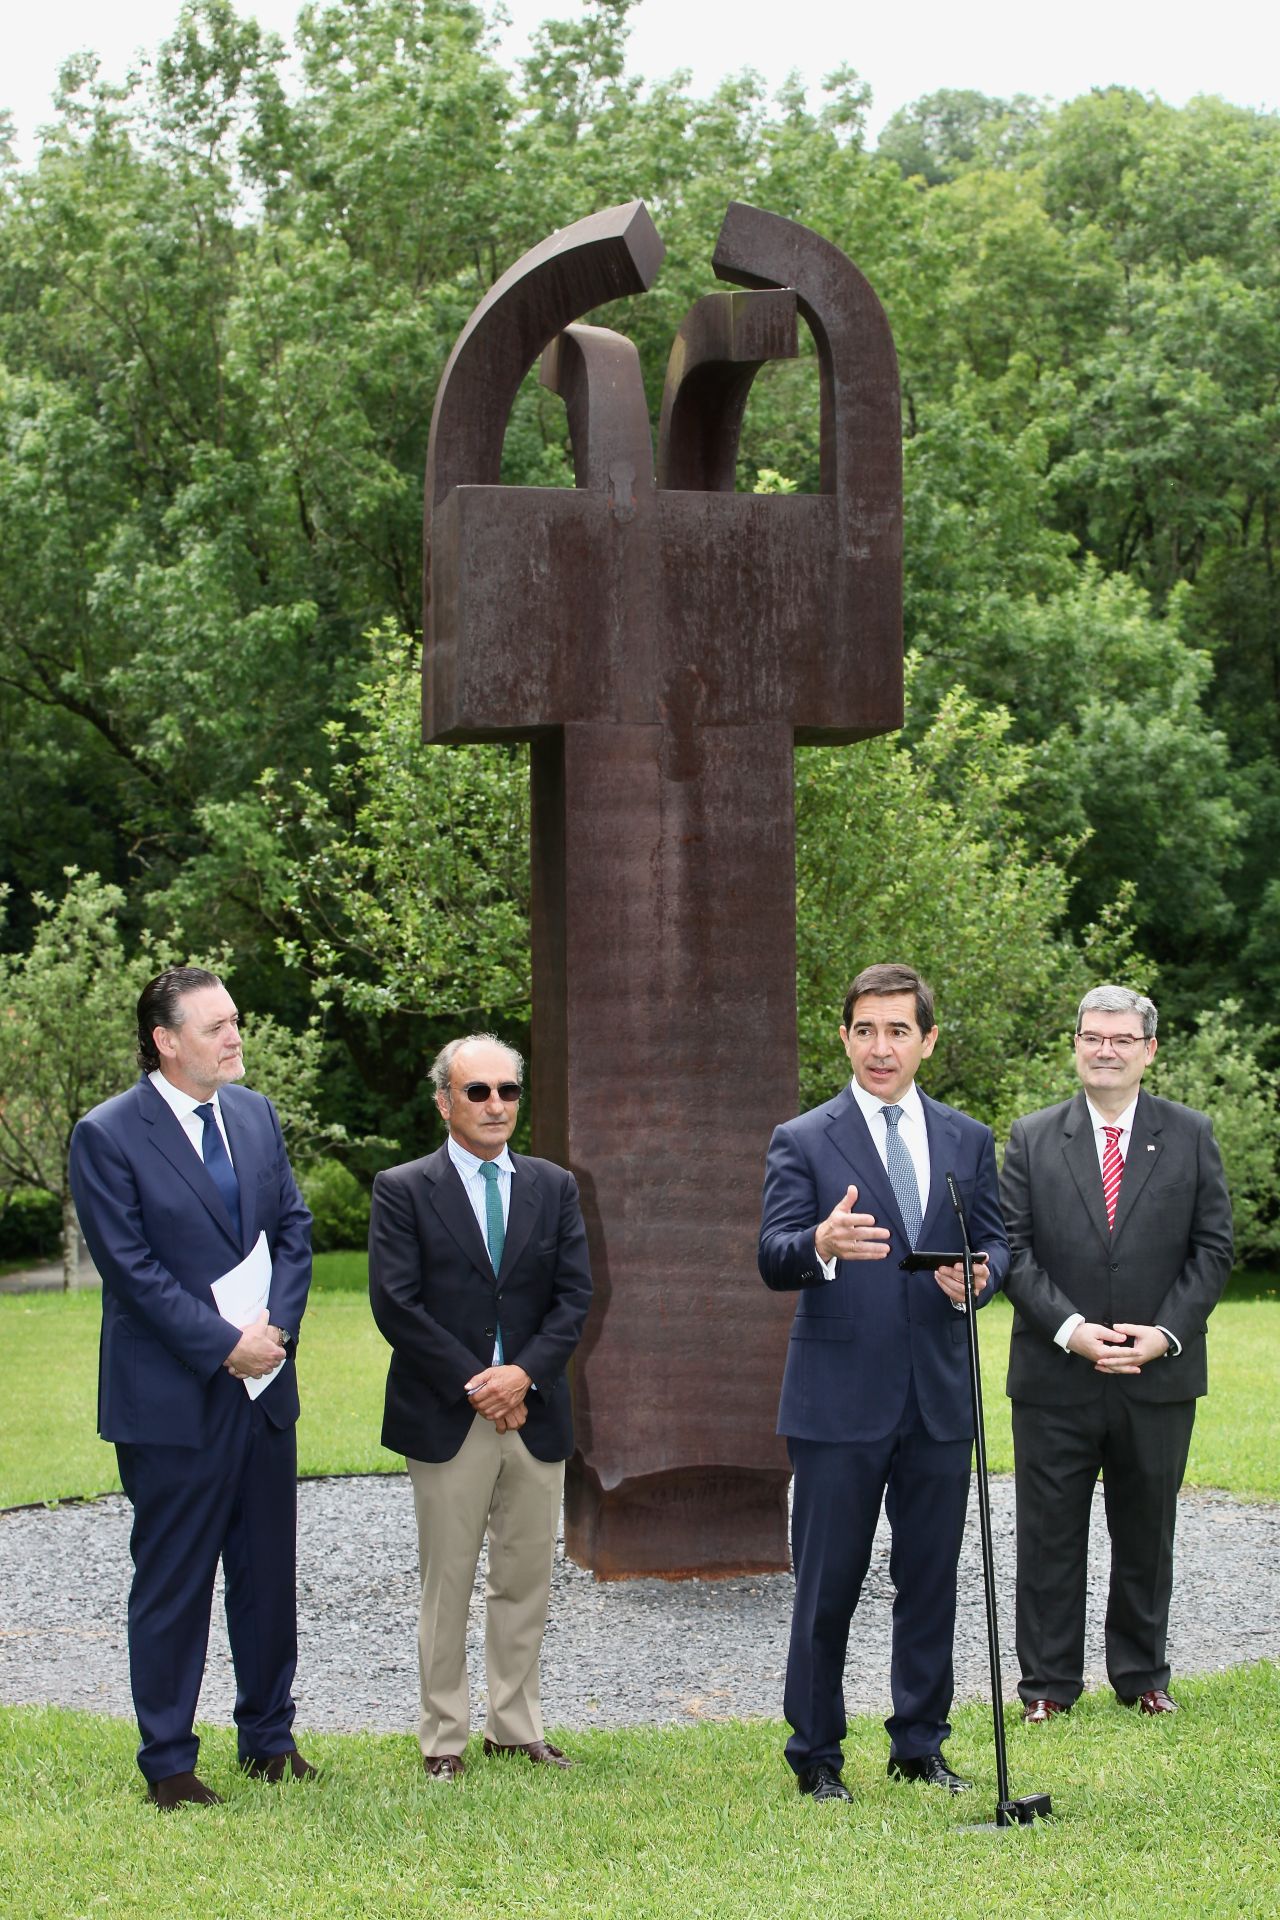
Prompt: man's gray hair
<box><xmin>1076</xmin><ymin>984</ymin><xmax>1158</xmax><ymax>1040</ymax></box>
<box><xmin>430</xmin><ymin>1033</ymin><xmax>525</xmax><ymax>1101</ymax></box>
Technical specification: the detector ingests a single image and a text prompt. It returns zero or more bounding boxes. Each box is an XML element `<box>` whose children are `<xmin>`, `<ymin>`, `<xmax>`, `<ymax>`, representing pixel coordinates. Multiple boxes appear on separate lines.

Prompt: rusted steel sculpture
<box><xmin>423</xmin><ymin>200</ymin><xmax>902</xmax><ymax>1577</ymax></box>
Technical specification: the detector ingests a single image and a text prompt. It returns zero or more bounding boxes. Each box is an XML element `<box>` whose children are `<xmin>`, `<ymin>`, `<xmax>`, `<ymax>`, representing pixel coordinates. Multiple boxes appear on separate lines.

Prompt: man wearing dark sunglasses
<box><xmin>368</xmin><ymin>1033</ymin><xmax>592</xmax><ymax>1782</ymax></box>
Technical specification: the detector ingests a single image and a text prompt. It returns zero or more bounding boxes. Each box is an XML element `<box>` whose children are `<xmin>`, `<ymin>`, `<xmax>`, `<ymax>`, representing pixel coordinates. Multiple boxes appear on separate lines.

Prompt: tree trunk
<box><xmin>61</xmin><ymin>1187</ymin><xmax>80</xmax><ymax>1293</ymax></box>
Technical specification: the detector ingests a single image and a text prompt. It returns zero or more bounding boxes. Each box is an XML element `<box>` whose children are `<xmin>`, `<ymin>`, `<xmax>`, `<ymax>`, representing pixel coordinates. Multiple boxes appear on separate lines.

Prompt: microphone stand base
<box><xmin>962</xmin><ymin>1792</ymin><xmax>1055</xmax><ymax>1832</ymax></box>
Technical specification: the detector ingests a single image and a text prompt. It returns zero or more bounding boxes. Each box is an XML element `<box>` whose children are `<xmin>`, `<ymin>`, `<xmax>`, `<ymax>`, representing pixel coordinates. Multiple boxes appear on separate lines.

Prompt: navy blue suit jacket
<box><xmin>368</xmin><ymin>1145</ymin><xmax>592</xmax><ymax>1465</ymax></box>
<box><xmin>70</xmin><ymin>1077</ymin><xmax>312</xmax><ymax>1445</ymax></box>
<box><xmin>758</xmin><ymin>1085</ymin><xmax>1008</xmax><ymax>1444</ymax></box>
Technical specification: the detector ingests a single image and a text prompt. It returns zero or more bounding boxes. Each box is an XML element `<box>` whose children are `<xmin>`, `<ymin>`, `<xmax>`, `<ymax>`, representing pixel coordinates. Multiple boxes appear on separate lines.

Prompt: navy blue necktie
<box><xmin>195</xmin><ymin>1102</ymin><xmax>242</xmax><ymax>1242</ymax></box>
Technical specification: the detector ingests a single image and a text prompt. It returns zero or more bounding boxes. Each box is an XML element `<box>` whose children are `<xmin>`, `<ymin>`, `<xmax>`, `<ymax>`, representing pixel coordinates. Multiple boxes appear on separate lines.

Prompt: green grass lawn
<box><xmin>2</xmin><ymin>1668</ymin><xmax>1277</xmax><ymax>1919</ymax></box>
<box><xmin>0</xmin><ymin>1259</ymin><xmax>394</xmax><ymax>1508</ymax></box>
<box><xmin>2</xmin><ymin>1271</ymin><xmax>1277</xmax><ymax>1915</ymax></box>
<box><xmin>3</xmin><ymin>1265</ymin><xmax>1277</xmax><ymax>1509</ymax></box>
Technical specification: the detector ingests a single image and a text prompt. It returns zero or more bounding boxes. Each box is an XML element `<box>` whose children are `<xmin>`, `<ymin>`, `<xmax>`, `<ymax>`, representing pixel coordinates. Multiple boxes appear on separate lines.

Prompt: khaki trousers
<box><xmin>406</xmin><ymin>1416</ymin><xmax>564</xmax><ymax>1756</ymax></box>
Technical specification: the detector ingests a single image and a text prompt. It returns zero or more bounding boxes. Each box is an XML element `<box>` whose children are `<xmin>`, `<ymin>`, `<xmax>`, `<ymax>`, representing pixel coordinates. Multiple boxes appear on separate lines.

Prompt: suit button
<box><xmin>1110</xmin><ymin>1263</ymin><xmax>1119</xmax><ymax>1272</ymax></box>
<box><xmin>484</xmin><ymin>1327</ymin><xmax>495</xmax><ymax>1340</ymax></box>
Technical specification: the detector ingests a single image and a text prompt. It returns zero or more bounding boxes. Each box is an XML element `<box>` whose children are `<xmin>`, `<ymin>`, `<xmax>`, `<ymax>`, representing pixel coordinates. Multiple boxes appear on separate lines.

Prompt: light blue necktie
<box><xmin>479</xmin><ymin>1161</ymin><xmax>505</xmax><ymax>1364</ymax></box>
<box><xmin>195</xmin><ymin>1101</ymin><xmax>242</xmax><ymax>1242</ymax></box>
<box><xmin>881</xmin><ymin>1104</ymin><xmax>922</xmax><ymax>1248</ymax></box>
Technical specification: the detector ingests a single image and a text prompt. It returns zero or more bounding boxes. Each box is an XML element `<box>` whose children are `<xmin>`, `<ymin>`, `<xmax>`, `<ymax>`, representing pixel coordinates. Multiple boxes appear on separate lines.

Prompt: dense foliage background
<box><xmin>1</xmin><ymin>0</ymin><xmax>1276</xmax><ymax>1254</ymax></box>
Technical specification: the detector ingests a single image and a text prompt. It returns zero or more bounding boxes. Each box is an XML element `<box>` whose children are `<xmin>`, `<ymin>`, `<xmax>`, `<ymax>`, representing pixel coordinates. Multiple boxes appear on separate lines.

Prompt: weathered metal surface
<box><xmin>423</xmin><ymin>200</ymin><xmax>903</xmax><ymax>1577</ymax></box>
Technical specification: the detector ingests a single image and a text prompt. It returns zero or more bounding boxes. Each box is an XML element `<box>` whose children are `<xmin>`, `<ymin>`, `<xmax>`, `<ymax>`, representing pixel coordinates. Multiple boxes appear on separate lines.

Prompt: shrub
<box><xmin>299</xmin><ymin>1159</ymin><xmax>370</xmax><ymax>1253</ymax></box>
<box><xmin>1150</xmin><ymin>999</ymin><xmax>1280</xmax><ymax>1265</ymax></box>
<box><xmin>0</xmin><ymin>1188</ymin><xmax>62</xmax><ymax>1262</ymax></box>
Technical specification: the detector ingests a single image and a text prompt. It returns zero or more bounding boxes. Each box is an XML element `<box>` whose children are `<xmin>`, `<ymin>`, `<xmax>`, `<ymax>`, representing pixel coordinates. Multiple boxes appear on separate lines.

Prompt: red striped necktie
<box><xmin>1101</xmin><ymin>1126</ymin><xmax>1124</xmax><ymax>1229</ymax></box>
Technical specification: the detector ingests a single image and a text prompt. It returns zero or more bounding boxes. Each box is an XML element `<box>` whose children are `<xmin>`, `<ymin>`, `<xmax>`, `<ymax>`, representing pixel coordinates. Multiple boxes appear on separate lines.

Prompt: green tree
<box><xmin>795</xmin><ymin>682</ymin><xmax>1091</xmax><ymax>1120</ymax></box>
<box><xmin>0</xmin><ymin>871</ymin><xmax>152</xmax><ymax>1286</ymax></box>
<box><xmin>0</xmin><ymin>867</ymin><xmax>369</xmax><ymax>1284</ymax></box>
<box><xmin>877</xmin><ymin>88</ymin><xmax>1045</xmax><ymax>186</ymax></box>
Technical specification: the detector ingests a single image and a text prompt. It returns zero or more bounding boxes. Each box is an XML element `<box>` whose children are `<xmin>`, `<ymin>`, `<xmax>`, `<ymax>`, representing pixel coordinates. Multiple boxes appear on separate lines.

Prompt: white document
<box><xmin>211</xmin><ymin>1229</ymin><xmax>281</xmax><ymax>1400</ymax></box>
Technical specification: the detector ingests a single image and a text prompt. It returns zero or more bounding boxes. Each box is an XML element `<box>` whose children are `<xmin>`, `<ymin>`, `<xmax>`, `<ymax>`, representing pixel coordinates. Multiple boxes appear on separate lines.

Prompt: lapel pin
<box><xmin>1146</xmin><ymin>1144</ymin><xmax>1156</xmax><ymax>1152</ymax></box>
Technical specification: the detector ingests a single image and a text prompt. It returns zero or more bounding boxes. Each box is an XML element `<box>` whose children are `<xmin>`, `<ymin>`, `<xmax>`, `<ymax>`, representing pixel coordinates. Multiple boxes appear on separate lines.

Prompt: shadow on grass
<box><xmin>1224</xmin><ymin>1267</ymin><xmax>1280</xmax><ymax>1301</ymax></box>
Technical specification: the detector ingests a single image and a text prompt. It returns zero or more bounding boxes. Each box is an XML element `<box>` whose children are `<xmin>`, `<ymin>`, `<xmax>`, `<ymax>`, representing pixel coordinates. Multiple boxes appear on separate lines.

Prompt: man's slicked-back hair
<box><xmin>1076</xmin><ymin>984</ymin><xmax>1158</xmax><ymax>1040</ymax></box>
<box><xmin>430</xmin><ymin>1033</ymin><xmax>524</xmax><ymax>1104</ymax></box>
<box><xmin>136</xmin><ymin>967</ymin><xmax>224</xmax><ymax>1072</ymax></box>
<box><xmin>842</xmin><ymin>963</ymin><xmax>935</xmax><ymax>1037</ymax></box>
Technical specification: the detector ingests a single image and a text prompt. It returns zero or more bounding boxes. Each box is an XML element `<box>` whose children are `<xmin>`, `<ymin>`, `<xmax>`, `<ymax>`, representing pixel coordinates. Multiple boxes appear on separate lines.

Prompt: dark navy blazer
<box><xmin>69</xmin><ymin>1076</ymin><xmax>312</xmax><ymax>1445</ymax></box>
<box><xmin>368</xmin><ymin>1145</ymin><xmax>592</xmax><ymax>1466</ymax></box>
<box><xmin>758</xmin><ymin>1084</ymin><xmax>1009</xmax><ymax>1444</ymax></box>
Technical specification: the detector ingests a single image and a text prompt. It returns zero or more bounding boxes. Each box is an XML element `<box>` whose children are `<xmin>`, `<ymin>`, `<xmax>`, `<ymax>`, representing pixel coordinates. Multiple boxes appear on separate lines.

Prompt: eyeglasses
<box><xmin>460</xmin><ymin>1081</ymin><xmax>522</xmax><ymax>1103</ymax></box>
<box><xmin>1074</xmin><ymin>1032</ymin><xmax>1148</xmax><ymax>1052</ymax></box>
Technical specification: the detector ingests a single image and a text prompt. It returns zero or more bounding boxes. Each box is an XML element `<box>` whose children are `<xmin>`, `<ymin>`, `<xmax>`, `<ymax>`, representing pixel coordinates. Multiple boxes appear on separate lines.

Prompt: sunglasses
<box><xmin>460</xmin><ymin>1081</ymin><xmax>522</xmax><ymax>1104</ymax></box>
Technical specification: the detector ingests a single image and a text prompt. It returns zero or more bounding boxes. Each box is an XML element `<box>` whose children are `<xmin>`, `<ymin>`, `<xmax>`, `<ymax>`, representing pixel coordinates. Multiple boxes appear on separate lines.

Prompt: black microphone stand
<box><xmin>945</xmin><ymin>1171</ymin><xmax>1052</xmax><ymax>1830</ymax></box>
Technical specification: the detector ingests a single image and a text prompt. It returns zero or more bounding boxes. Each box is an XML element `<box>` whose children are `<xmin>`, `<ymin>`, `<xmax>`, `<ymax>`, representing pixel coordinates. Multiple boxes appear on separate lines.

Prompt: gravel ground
<box><xmin>1</xmin><ymin>1474</ymin><xmax>1276</xmax><ymax>1738</ymax></box>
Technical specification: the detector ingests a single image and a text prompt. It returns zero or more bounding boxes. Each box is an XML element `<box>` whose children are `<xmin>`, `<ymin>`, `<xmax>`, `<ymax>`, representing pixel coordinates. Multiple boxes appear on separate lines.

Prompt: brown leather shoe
<box><xmin>242</xmin><ymin>1749</ymin><xmax>319</xmax><ymax>1782</ymax></box>
<box><xmin>1118</xmin><ymin>1688</ymin><xmax>1179</xmax><ymax>1715</ymax></box>
<box><xmin>483</xmin><ymin>1737</ymin><xmax>572</xmax><ymax>1770</ymax></box>
<box><xmin>1022</xmin><ymin>1698</ymin><xmax>1072</xmax><ymax>1724</ymax></box>
<box><xmin>423</xmin><ymin>1753</ymin><xmax>466</xmax><ymax>1780</ymax></box>
<box><xmin>147</xmin><ymin>1771</ymin><xmax>222</xmax><ymax>1809</ymax></box>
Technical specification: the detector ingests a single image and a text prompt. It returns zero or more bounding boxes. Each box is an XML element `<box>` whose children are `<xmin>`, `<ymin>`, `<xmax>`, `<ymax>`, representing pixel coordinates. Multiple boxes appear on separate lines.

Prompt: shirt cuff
<box><xmin>1055</xmin><ymin>1313</ymin><xmax>1084</xmax><ymax>1350</ymax></box>
<box><xmin>817</xmin><ymin>1246</ymin><xmax>837</xmax><ymax>1282</ymax></box>
<box><xmin>1156</xmin><ymin>1325</ymin><xmax>1181</xmax><ymax>1357</ymax></box>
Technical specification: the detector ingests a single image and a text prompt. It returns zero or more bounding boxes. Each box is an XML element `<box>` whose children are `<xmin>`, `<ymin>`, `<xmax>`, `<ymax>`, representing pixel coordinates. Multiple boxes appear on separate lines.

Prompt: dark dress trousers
<box><xmin>759</xmin><ymin>1085</ymin><xmax>1008</xmax><ymax>1770</ymax></box>
<box><xmin>1000</xmin><ymin>1088</ymin><xmax>1233</xmax><ymax>1703</ymax></box>
<box><xmin>69</xmin><ymin>1076</ymin><xmax>312</xmax><ymax>1781</ymax></box>
<box><xmin>367</xmin><ymin>1144</ymin><xmax>592</xmax><ymax>1464</ymax></box>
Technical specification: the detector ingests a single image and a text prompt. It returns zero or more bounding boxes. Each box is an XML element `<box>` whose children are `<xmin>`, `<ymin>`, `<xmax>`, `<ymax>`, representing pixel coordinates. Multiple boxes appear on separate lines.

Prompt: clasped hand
<box><xmin>1067</xmin><ymin>1321</ymin><xmax>1169</xmax><ymax>1372</ymax></box>
<box><xmin>224</xmin><ymin>1308</ymin><xmax>285</xmax><ymax>1379</ymax></box>
<box><xmin>465</xmin><ymin>1363</ymin><xmax>532</xmax><ymax>1432</ymax></box>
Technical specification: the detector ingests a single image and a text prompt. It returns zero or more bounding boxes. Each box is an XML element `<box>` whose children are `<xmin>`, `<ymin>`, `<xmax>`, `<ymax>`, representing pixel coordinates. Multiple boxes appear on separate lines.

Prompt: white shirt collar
<box><xmin>1085</xmin><ymin>1093</ymin><xmax>1139</xmax><ymax>1138</ymax></box>
<box><xmin>148</xmin><ymin>1067</ymin><xmax>218</xmax><ymax>1120</ymax></box>
<box><xmin>447</xmin><ymin>1136</ymin><xmax>514</xmax><ymax>1180</ymax></box>
<box><xmin>849</xmin><ymin>1077</ymin><xmax>925</xmax><ymax>1129</ymax></box>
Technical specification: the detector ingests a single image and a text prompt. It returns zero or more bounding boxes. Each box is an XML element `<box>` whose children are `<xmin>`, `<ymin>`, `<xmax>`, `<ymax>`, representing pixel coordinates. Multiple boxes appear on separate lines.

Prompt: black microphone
<box><xmin>946</xmin><ymin>1170</ymin><xmax>963</xmax><ymax>1217</ymax></box>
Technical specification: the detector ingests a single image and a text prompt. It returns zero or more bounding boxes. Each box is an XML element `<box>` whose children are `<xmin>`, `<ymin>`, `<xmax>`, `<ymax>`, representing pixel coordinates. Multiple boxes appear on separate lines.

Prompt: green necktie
<box><xmin>479</xmin><ymin>1161</ymin><xmax>505</xmax><ymax>1364</ymax></box>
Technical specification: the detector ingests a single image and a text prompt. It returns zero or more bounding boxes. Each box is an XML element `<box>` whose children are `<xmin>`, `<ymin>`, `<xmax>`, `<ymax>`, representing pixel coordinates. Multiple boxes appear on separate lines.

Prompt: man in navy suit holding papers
<box><xmin>69</xmin><ymin>967</ymin><xmax>313</xmax><ymax>1807</ymax></box>
<box><xmin>759</xmin><ymin>963</ymin><xmax>1008</xmax><ymax>1804</ymax></box>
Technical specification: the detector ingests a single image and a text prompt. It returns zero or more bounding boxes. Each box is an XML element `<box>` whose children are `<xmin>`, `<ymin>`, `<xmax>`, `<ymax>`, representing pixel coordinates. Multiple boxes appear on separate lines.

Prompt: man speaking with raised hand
<box><xmin>759</xmin><ymin>962</ymin><xmax>1008</xmax><ymax>1804</ymax></box>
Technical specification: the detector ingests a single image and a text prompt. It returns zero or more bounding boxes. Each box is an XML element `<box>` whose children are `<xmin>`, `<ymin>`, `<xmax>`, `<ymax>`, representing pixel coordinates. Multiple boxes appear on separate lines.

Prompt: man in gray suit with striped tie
<box><xmin>1000</xmin><ymin>985</ymin><xmax>1233</xmax><ymax>1723</ymax></box>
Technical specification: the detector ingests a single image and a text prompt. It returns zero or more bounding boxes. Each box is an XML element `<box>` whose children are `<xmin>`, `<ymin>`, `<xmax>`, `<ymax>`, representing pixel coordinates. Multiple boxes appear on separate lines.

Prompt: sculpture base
<box><xmin>565</xmin><ymin>1458</ymin><xmax>792</xmax><ymax>1580</ymax></box>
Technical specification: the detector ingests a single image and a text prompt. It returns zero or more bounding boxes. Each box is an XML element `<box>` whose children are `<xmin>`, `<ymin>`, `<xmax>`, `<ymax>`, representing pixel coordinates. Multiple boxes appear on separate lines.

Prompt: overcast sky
<box><xmin>5</xmin><ymin>0</ymin><xmax>1276</xmax><ymax>166</ymax></box>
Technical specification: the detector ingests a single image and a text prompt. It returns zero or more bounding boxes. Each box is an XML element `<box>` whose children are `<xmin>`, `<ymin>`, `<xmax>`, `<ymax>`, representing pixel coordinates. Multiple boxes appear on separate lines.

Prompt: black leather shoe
<box><xmin>147</xmin><ymin>1771</ymin><xmax>222</xmax><ymax>1809</ymax></box>
<box><xmin>242</xmin><ymin>1749</ymin><xmax>319</xmax><ymax>1782</ymax></box>
<box><xmin>796</xmin><ymin>1762</ymin><xmax>852</xmax><ymax>1802</ymax></box>
<box><xmin>887</xmin><ymin>1752</ymin><xmax>973</xmax><ymax>1793</ymax></box>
